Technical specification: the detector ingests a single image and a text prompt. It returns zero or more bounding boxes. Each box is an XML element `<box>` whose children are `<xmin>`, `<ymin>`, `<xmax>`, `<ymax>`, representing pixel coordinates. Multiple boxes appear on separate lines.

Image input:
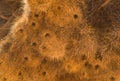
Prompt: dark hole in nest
<box><xmin>84</xmin><ymin>61</ymin><xmax>92</xmax><ymax>69</ymax></box>
<box><xmin>45</xmin><ymin>33</ymin><xmax>50</xmax><ymax>37</ymax></box>
<box><xmin>34</xmin><ymin>14</ymin><xmax>39</xmax><ymax>17</ymax></box>
<box><xmin>41</xmin><ymin>58</ymin><xmax>47</xmax><ymax>64</ymax></box>
<box><xmin>95</xmin><ymin>64</ymin><xmax>100</xmax><ymax>70</ymax></box>
<box><xmin>18</xmin><ymin>72</ymin><xmax>22</xmax><ymax>76</ymax></box>
<box><xmin>42</xmin><ymin>71</ymin><xmax>46</xmax><ymax>76</ymax></box>
<box><xmin>110</xmin><ymin>76</ymin><xmax>115</xmax><ymax>81</ymax></box>
<box><xmin>57</xmin><ymin>6</ymin><xmax>61</xmax><ymax>10</ymax></box>
<box><xmin>31</xmin><ymin>49</ymin><xmax>40</xmax><ymax>57</ymax></box>
<box><xmin>73</xmin><ymin>14</ymin><xmax>78</xmax><ymax>19</ymax></box>
<box><xmin>19</xmin><ymin>29</ymin><xmax>23</xmax><ymax>33</ymax></box>
<box><xmin>3</xmin><ymin>77</ymin><xmax>7</xmax><ymax>81</ymax></box>
<box><xmin>24</xmin><ymin>57</ymin><xmax>28</xmax><ymax>61</ymax></box>
<box><xmin>81</xmin><ymin>54</ymin><xmax>87</xmax><ymax>60</ymax></box>
<box><xmin>0</xmin><ymin>61</ymin><xmax>3</xmax><ymax>65</ymax></box>
<box><xmin>95</xmin><ymin>50</ymin><xmax>103</xmax><ymax>61</ymax></box>
<box><xmin>32</xmin><ymin>22</ymin><xmax>36</xmax><ymax>26</ymax></box>
<box><xmin>32</xmin><ymin>42</ymin><xmax>37</xmax><ymax>46</ymax></box>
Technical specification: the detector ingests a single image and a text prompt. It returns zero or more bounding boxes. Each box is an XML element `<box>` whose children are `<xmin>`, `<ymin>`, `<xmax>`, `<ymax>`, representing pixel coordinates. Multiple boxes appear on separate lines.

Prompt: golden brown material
<box><xmin>0</xmin><ymin>0</ymin><xmax>120</xmax><ymax>81</ymax></box>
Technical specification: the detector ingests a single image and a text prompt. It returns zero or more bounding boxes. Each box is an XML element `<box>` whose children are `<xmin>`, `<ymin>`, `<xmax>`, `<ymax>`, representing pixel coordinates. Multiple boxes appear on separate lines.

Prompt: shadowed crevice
<box><xmin>0</xmin><ymin>0</ymin><xmax>24</xmax><ymax>39</ymax></box>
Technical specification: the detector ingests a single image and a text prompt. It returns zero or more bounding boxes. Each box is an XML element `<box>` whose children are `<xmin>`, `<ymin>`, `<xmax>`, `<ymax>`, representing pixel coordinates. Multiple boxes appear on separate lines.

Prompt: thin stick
<box><xmin>0</xmin><ymin>15</ymin><xmax>8</xmax><ymax>20</ymax></box>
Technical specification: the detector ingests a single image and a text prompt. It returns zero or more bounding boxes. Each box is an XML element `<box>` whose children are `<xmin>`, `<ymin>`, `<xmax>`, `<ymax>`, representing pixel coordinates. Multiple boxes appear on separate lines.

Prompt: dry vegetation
<box><xmin>0</xmin><ymin>0</ymin><xmax>120</xmax><ymax>81</ymax></box>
